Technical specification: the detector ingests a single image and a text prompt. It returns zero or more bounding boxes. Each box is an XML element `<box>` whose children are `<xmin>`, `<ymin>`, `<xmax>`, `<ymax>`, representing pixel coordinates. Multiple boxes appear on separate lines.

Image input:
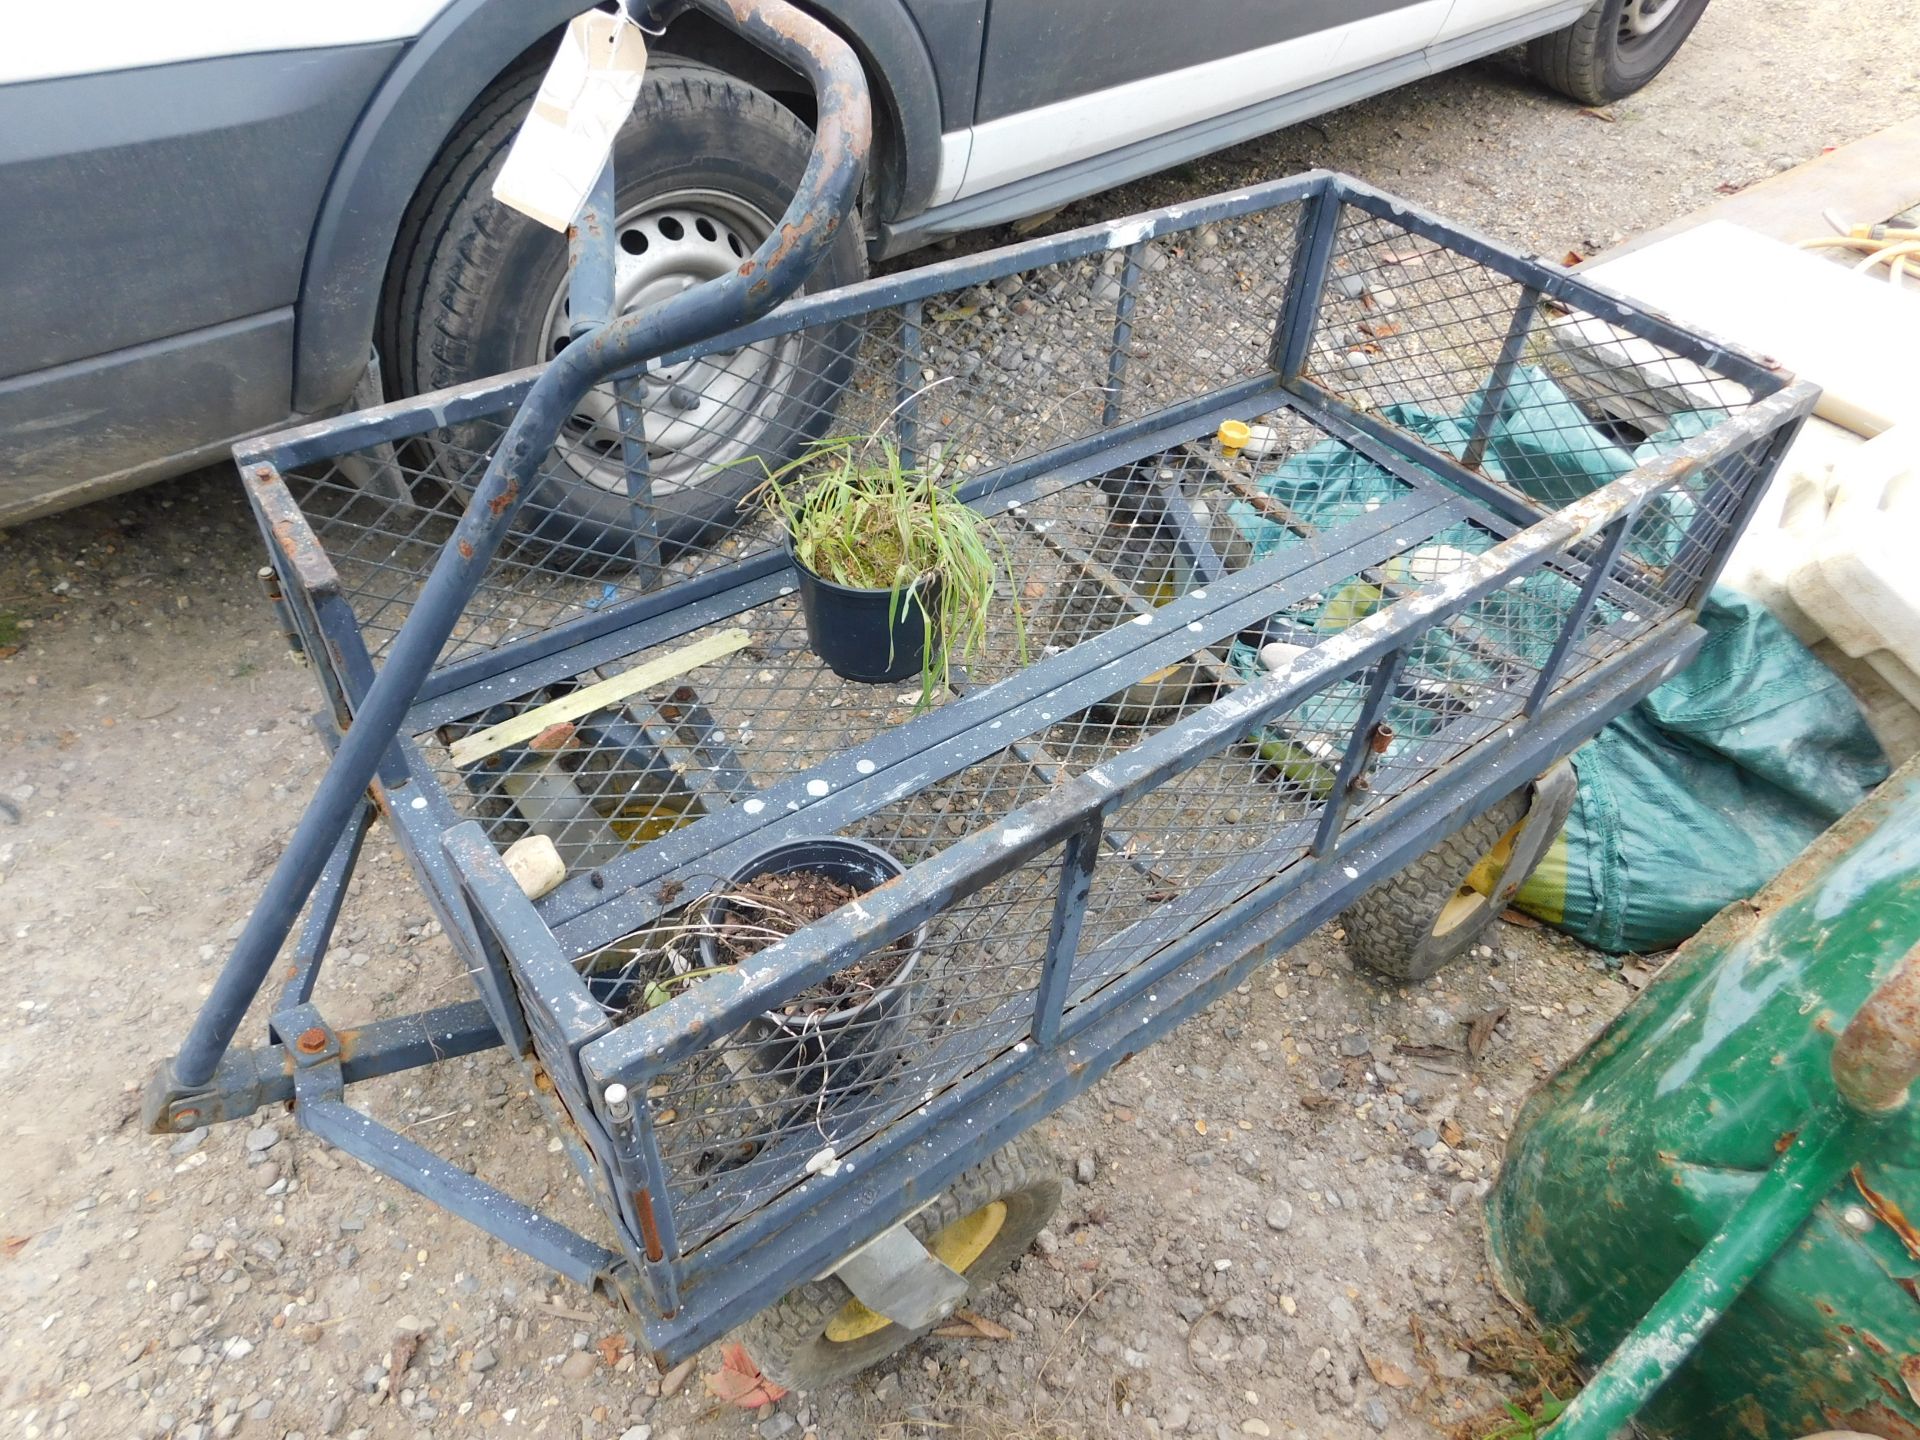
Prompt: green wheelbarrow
<box><xmin>1488</xmin><ymin>754</ymin><xmax>1920</xmax><ymax>1440</ymax></box>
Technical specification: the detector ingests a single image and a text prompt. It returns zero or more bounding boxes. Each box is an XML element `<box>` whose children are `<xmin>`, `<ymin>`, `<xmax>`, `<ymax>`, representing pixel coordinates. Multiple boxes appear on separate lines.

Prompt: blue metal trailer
<box><xmin>141</xmin><ymin>0</ymin><xmax>1816</xmax><ymax>1389</ymax></box>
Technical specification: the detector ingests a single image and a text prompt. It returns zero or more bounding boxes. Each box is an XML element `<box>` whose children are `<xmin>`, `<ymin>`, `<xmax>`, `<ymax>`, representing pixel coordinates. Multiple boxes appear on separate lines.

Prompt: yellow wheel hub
<box><xmin>1433</xmin><ymin>818</ymin><xmax>1526</xmax><ymax>939</ymax></box>
<box><xmin>823</xmin><ymin>1200</ymin><xmax>1009</xmax><ymax>1344</ymax></box>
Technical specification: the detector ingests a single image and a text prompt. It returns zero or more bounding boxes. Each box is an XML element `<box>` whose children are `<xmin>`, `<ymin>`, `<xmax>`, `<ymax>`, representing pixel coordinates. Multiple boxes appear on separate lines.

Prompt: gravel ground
<box><xmin>4</xmin><ymin>5</ymin><xmax>1918</xmax><ymax>1440</ymax></box>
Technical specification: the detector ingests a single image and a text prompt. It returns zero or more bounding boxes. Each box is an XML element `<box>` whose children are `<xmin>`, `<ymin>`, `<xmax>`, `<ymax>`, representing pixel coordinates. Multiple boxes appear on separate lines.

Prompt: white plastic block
<box><xmin>1786</xmin><ymin>425</ymin><xmax>1920</xmax><ymax>675</ymax></box>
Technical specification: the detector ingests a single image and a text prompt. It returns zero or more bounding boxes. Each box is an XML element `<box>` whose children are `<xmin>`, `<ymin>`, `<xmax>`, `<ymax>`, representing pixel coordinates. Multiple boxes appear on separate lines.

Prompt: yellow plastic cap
<box><xmin>1217</xmin><ymin>420</ymin><xmax>1251</xmax><ymax>457</ymax></box>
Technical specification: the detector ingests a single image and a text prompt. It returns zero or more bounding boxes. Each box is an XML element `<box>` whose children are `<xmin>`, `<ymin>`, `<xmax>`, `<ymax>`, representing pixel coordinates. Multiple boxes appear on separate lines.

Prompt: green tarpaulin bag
<box><xmin>1514</xmin><ymin>588</ymin><xmax>1888</xmax><ymax>952</ymax></box>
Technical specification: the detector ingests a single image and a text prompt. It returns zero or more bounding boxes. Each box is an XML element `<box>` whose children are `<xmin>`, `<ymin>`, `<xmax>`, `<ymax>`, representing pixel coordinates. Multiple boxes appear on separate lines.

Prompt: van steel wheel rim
<box><xmin>823</xmin><ymin>1200</ymin><xmax>1010</xmax><ymax>1344</ymax></box>
<box><xmin>1619</xmin><ymin>0</ymin><xmax>1679</xmax><ymax>42</ymax></box>
<box><xmin>540</xmin><ymin>189</ymin><xmax>803</xmax><ymax>498</ymax></box>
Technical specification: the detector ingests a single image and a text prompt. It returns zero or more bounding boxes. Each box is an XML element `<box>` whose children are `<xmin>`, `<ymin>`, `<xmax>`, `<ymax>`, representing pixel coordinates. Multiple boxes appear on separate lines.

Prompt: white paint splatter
<box><xmin>806</xmin><ymin>779</ymin><xmax>830</xmax><ymax>798</ymax></box>
<box><xmin>856</xmin><ymin>758</ymin><xmax>875</xmax><ymax>775</ymax></box>
<box><xmin>743</xmin><ymin>798</ymin><xmax>765</xmax><ymax>815</ymax></box>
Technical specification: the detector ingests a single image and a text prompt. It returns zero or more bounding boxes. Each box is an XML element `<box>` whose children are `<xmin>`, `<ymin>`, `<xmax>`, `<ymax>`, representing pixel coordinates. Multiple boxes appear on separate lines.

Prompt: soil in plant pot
<box><xmin>711</xmin><ymin>868</ymin><xmax>909</xmax><ymax>1016</ymax></box>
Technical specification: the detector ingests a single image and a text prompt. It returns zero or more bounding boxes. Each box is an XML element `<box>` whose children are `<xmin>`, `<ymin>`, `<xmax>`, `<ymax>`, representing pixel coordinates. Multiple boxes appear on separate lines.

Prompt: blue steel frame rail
<box><xmin>144</xmin><ymin>140</ymin><xmax>1817</xmax><ymax>1373</ymax></box>
<box><xmin>142</xmin><ymin>0</ymin><xmax>874</xmax><ymax>1132</ymax></box>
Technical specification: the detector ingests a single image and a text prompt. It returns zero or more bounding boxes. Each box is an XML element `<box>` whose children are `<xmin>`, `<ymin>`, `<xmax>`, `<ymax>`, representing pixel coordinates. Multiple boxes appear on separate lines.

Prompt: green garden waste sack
<box><xmin>1220</xmin><ymin>370</ymin><xmax>1889</xmax><ymax>954</ymax></box>
<box><xmin>1513</xmin><ymin>589</ymin><xmax>1888</xmax><ymax>952</ymax></box>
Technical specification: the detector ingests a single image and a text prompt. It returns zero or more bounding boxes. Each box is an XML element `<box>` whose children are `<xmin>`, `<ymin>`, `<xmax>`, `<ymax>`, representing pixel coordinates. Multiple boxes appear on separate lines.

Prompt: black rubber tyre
<box><xmin>1527</xmin><ymin>0</ymin><xmax>1711</xmax><ymax>106</ymax></box>
<box><xmin>382</xmin><ymin>61</ymin><xmax>865</xmax><ymax>559</ymax></box>
<box><xmin>740</xmin><ymin>1133</ymin><xmax>1063</xmax><ymax>1390</ymax></box>
<box><xmin>1340</xmin><ymin>791</ymin><xmax>1536</xmax><ymax>983</ymax></box>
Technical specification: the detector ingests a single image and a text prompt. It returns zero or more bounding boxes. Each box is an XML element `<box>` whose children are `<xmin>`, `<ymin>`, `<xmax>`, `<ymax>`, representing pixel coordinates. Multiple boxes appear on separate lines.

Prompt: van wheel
<box><xmin>382</xmin><ymin>61</ymin><xmax>864</xmax><ymax>561</ymax></box>
<box><xmin>1528</xmin><ymin>0</ymin><xmax>1712</xmax><ymax>106</ymax></box>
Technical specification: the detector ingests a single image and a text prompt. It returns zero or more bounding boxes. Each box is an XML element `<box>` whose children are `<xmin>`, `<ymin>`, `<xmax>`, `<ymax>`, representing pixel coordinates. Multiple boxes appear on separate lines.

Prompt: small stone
<box><xmin>177</xmin><ymin>1345</ymin><xmax>205</xmax><ymax>1368</ymax></box>
<box><xmin>1412</xmin><ymin>1129</ymin><xmax>1441</xmax><ymax>1150</ymax></box>
<box><xmin>1074</xmin><ymin>1155</ymin><xmax>1096</xmax><ymax>1186</ymax></box>
<box><xmin>223</xmin><ymin>1337</ymin><xmax>254</xmax><ymax>1361</ymax></box>
<box><xmin>1242</xmin><ymin>1423</ymin><xmax>1272</xmax><ymax>1438</ymax></box>
<box><xmin>320</xmin><ymin>1396</ymin><xmax>348</xmax><ymax>1435</ymax></box>
<box><xmin>1338</xmin><ymin>1034</ymin><xmax>1371</xmax><ymax>1058</ymax></box>
<box><xmin>471</xmin><ymin>1344</ymin><xmax>498</xmax><ymax>1374</ymax></box>
<box><xmin>249</xmin><ymin>1400</ymin><xmax>274</xmax><ymax>1422</ymax></box>
<box><xmin>245</xmin><ymin>1127</ymin><xmax>280</xmax><ymax>1154</ymax></box>
<box><xmin>619</xmin><ymin>1429</ymin><xmax>652</xmax><ymax>1440</ymax></box>
<box><xmin>169</xmin><ymin>1128</ymin><xmax>208</xmax><ymax>1157</ymax></box>
<box><xmin>1364</xmin><ymin>1399</ymin><xmax>1391</xmax><ymax>1432</ymax></box>
<box><xmin>1337</xmin><ymin>274</ymin><xmax>1368</xmax><ymax>300</ymax></box>
<box><xmin>761</xmin><ymin>1416</ymin><xmax>798</xmax><ymax>1440</ymax></box>
<box><xmin>870</xmin><ymin>1372</ymin><xmax>901</xmax><ymax>1403</ymax></box>
<box><xmin>659</xmin><ymin>1357</ymin><xmax>696</xmax><ymax>1398</ymax></box>
<box><xmin>1265</xmin><ymin>1200</ymin><xmax>1294</xmax><ymax>1232</ymax></box>
<box><xmin>253</xmin><ymin>1163</ymin><xmax>281</xmax><ymax>1190</ymax></box>
<box><xmin>560</xmin><ymin>1351</ymin><xmax>596</xmax><ymax>1380</ymax></box>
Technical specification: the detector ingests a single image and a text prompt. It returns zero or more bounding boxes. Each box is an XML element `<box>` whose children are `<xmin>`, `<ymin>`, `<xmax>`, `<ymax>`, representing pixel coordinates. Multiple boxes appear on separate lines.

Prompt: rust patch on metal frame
<box><xmin>634</xmin><ymin>1187</ymin><xmax>666</xmax><ymax>1261</ymax></box>
<box><xmin>1835</xmin><ymin>940</ymin><xmax>1920</xmax><ymax>1113</ymax></box>
<box><xmin>1854</xmin><ymin>1165</ymin><xmax>1920</xmax><ymax>1260</ymax></box>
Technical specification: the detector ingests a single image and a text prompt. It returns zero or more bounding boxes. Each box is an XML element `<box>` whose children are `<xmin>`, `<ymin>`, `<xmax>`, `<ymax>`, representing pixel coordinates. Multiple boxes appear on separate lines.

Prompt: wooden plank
<box><xmin>448</xmin><ymin>628</ymin><xmax>751</xmax><ymax>767</ymax></box>
<box><xmin>1592</xmin><ymin>115</ymin><xmax>1920</xmax><ymax>262</ymax></box>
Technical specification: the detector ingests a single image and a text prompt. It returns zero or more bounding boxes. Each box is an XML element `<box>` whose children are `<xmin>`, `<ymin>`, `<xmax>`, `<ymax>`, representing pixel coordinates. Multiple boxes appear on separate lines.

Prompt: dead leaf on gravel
<box><xmin>1362</xmin><ymin>1345</ymin><xmax>1416</xmax><ymax>1389</ymax></box>
<box><xmin>1500</xmin><ymin>907</ymin><xmax>1543</xmax><ymax>928</ymax></box>
<box><xmin>1466</xmin><ymin>1006</ymin><xmax>1507</xmax><ymax>1060</ymax></box>
<box><xmin>705</xmin><ymin>1342</ymin><xmax>788</xmax><ymax>1408</ymax></box>
<box><xmin>1578</xmin><ymin>105</ymin><xmax>1616</xmax><ymax>122</ymax></box>
<box><xmin>594</xmin><ymin>1333</ymin><xmax>629</xmax><ymax>1366</ymax></box>
<box><xmin>1440</xmin><ymin>1118</ymin><xmax>1465</xmax><ymax>1148</ymax></box>
<box><xmin>2</xmin><ymin>1234</ymin><xmax>29</xmax><ymax>1259</ymax></box>
<box><xmin>386</xmin><ymin>1330</ymin><xmax>421</xmax><ymax>1401</ymax></box>
<box><xmin>934</xmin><ymin>1309</ymin><xmax>1013</xmax><ymax>1341</ymax></box>
<box><xmin>1395</xmin><ymin>1041</ymin><xmax>1463</xmax><ymax>1061</ymax></box>
<box><xmin>1619</xmin><ymin>960</ymin><xmax>1657</xmax><ymax>990</ymax></box>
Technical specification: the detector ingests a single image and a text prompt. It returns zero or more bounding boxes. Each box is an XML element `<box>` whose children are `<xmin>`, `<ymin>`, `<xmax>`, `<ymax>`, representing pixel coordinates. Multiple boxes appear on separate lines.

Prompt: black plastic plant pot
<box><xmin>698</xmin><ymin>836</ymin><xmax>925</xmax><ymax>1097</ymax></box>
<box><xmin>788</xmin><ymin>542</ymin><xmax>941</xmax><ymax>684</ymax></box>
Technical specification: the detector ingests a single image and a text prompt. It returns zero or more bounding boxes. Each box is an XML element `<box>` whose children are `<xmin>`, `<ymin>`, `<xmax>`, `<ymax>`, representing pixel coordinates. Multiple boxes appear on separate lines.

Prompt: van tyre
<box><xmin>382</xmin><ymin>61</ymin><xmax>865</xmax><ymax>561</ymax></box>
<box><xmin>1528</xmin><ymin>0</ymin><xmax>1711</xmax><ymax>106</ymax></box>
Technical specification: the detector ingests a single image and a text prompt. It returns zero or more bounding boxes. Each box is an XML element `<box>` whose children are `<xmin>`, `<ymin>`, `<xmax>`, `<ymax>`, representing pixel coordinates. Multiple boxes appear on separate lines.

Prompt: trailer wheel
<box><xmin>741</xmin><ymin>1133</ymin><xmax>1062</xmax><ymax>1390</ymax></box>
<box><xmin>1340</xmin><ymin>768</ymin><xmax>1574</xmax><ymax>982</ymax></box>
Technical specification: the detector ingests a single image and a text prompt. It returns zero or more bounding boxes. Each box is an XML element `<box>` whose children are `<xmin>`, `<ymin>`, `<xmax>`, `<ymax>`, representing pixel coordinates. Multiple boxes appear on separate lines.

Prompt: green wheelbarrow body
<box><xmin>1487</xmin><ymin>755</ymin><xmax>1920</xmax><ymax>1440</ymax></box>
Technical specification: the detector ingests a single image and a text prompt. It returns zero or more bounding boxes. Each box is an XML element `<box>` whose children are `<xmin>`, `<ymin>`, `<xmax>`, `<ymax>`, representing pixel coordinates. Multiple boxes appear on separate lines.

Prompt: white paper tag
<box><xmin>491</xmin><ymin>10</ymin><xmax>648</xmax><ymax>232</ymax></box>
